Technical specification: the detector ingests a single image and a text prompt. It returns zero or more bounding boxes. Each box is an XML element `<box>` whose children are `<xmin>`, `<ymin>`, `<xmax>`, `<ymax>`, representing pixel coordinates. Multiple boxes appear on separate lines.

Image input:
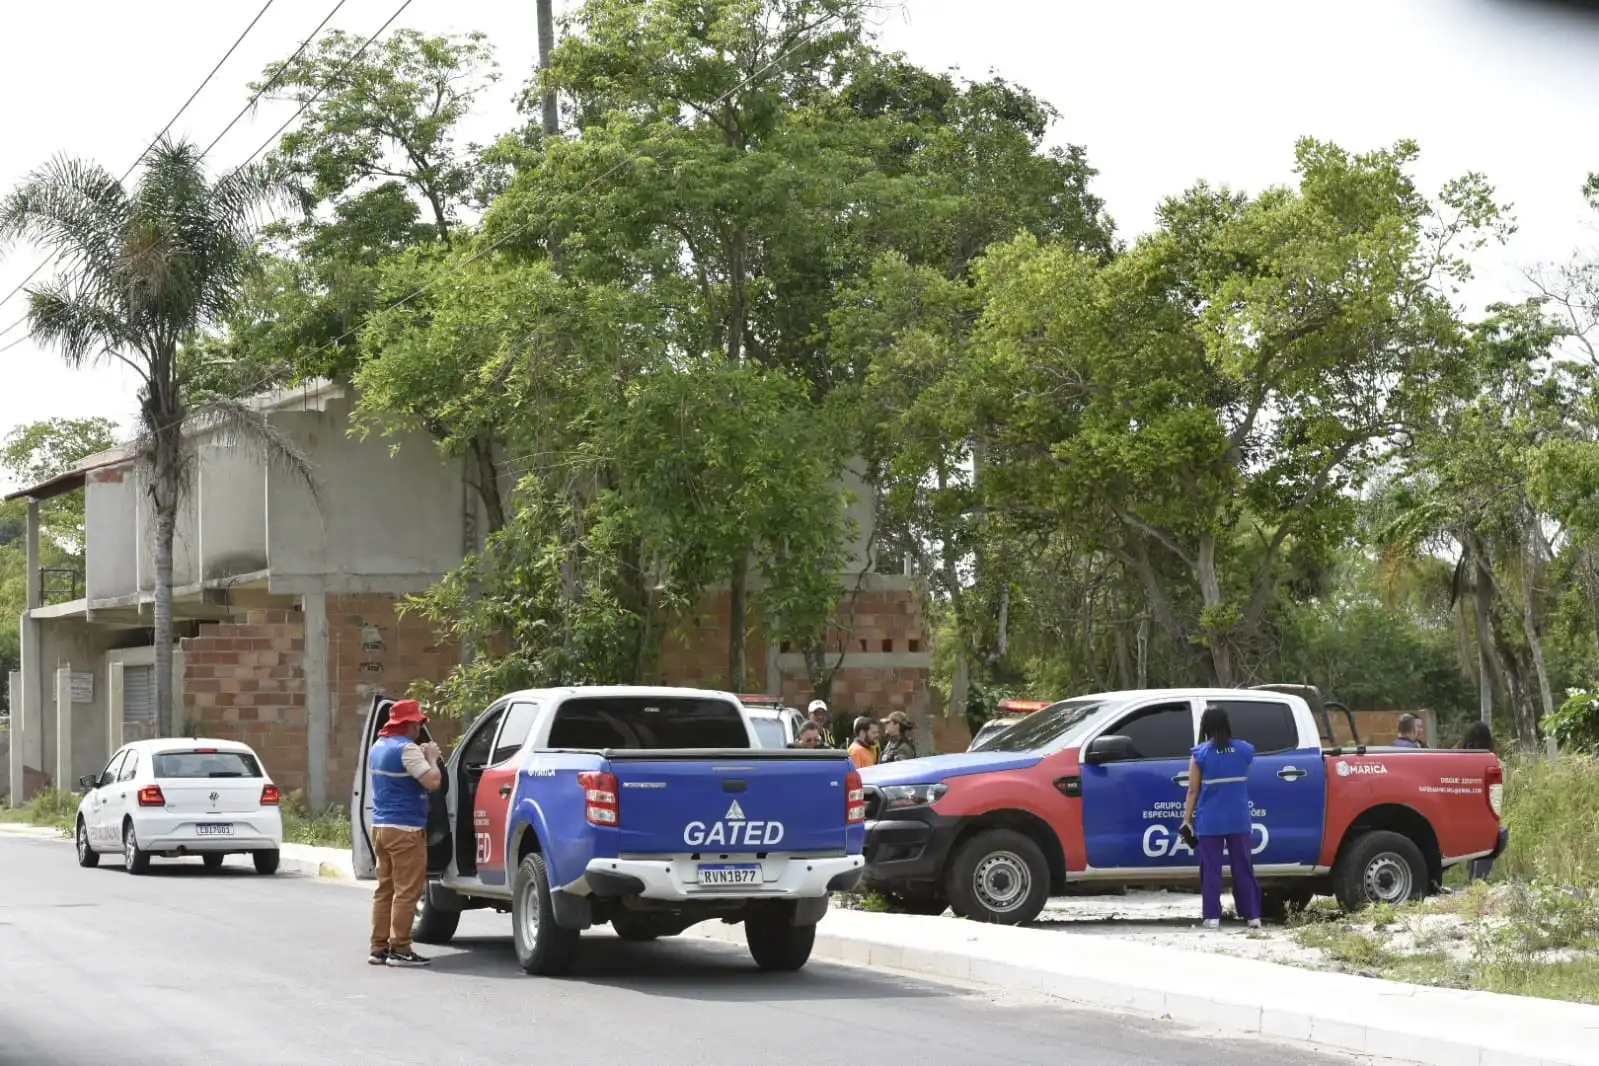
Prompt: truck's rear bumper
<box><xmin>577</xmin><ymin>853</ymin><xmax>864</xmax><ymax>902</ymax></box>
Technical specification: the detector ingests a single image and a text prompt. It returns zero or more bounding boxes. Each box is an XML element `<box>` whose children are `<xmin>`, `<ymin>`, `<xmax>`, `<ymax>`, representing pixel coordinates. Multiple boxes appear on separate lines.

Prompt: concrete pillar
<box><xmin>20</xmin><ymin>613</ymin><xmax>41</xmax><ymax>785</ymax></box>
<box><xmin>24</xmin><ymin>499</ymin><xmax>38</xmax><ymax>611</ymax></box>
<box><xmin>108</xmin><ymin>660</ymin><xmax>125</xmax><ymax>753</ymax></box>
<box><xmin>54</xmin><ymin>666</ymin><xmax>71</xmax><ymax>790</ymax></box>
<box><xmin>303</xmin><ymin>591</ymin><xmax>329</xmax><ymax>811</ymax></box>
<box><xmin>7</xmin><ymin>670</ymin><xmax>20</xmax><ymax>808</ymax></box>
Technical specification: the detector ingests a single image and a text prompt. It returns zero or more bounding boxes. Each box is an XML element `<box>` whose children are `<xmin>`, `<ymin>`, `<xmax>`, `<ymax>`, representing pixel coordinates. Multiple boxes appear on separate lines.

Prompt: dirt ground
<box><xmin>1032</xmin><ymin>890</ymin><xmax>1330</xmax><ymax>968</ymax></box>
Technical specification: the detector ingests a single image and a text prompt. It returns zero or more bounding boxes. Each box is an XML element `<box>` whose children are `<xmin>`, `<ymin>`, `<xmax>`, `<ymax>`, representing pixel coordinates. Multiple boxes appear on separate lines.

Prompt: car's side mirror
<box><xmin>1083</xmin><ymin>735</ymin><xmax>1138</xmax><ymax>766</ymax></box>
<box><xmin>76</xmin><ymin>774</ymin><xmax>97</xmax><ymax>792</ymax></box>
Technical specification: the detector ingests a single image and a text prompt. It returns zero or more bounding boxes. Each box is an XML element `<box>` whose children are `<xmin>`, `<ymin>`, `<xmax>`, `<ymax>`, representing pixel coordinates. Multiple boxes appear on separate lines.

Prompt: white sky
<box><xmin>1</xmin><ymin>0</ymin><xmax>1597</xmax><ymax>488</ymax></box>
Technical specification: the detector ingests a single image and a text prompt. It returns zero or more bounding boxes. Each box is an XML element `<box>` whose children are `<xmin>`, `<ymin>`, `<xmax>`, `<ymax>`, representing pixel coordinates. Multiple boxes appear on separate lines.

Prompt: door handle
<box><xmin>1170</xmin><ymin>773</ymin><xmax>1190</xmax><ymax>787</ymax></box>
<box><xmin>1278</xmin><ymin>767</ymin><xmax>1308</xmax><ymax>782</ymax></box>
<box><xmin>498</xmin><ymin>784</ymin><xmax>512</xmax><ymax>798</ymax></box>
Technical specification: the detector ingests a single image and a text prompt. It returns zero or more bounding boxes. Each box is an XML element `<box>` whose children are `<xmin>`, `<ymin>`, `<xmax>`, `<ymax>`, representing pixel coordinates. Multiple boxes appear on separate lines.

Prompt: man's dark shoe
<box><xmin>368</xmin><ymin>949</ymin><xmax>391</xmax><ymax>966</ymax></box>
<box><xmin>385</xmin><ymin>949</ymin><xmax>431</xmax><ymax>968</ymax></box>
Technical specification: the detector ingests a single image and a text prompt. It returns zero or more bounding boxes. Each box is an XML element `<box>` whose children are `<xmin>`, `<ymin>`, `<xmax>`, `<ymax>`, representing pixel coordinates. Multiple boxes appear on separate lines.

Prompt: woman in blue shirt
<box><xmin>1181</xmin><ymin>705</ymin><xmax>1262</xmax><ymax>930</ymax></box>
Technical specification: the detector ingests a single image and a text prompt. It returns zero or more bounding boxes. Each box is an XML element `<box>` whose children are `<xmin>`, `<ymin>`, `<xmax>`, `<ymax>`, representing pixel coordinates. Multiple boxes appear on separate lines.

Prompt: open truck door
<box><xmin>351</xmin><ymin>694</ymin><xmax>453</xmax><ymax>880</ymax></box>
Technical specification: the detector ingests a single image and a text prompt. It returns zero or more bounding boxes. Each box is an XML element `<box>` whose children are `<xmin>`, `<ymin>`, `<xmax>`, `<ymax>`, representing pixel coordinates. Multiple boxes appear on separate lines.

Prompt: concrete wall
<box><xmin>84</xmin><ymin>466</ymin><xmax>139</xmax><ymax>601</ymax></box>
<box><xmin>265</xmin><ymin>395</ymin><xmax>466</xmax><ymax>595</ymax></box>
<box><xmin>135</xmin><ymin>471</ymin><xmax>199</xmax><ymax>593</ymax></box>
<box><xmin>197</xmin><ymin>444</ymin><xmax>268</xmax><ymax>580</ymax></box>
<box><xmin>104</xmin><ymin>644</ymin><xmax>185</xmax><ymax>746</ymax></box>
<box><xmin>34</xmin><ymin>619</ymin><xmax>121</xmax><ymax>786</ymax></box>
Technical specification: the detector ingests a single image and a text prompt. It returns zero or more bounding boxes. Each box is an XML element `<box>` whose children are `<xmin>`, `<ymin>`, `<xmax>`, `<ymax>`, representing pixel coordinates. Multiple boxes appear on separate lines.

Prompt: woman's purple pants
<box><xmin>1198</xmin><ymin>832</ymin><xmax>1262</xmax><ymax>921</ymax></box>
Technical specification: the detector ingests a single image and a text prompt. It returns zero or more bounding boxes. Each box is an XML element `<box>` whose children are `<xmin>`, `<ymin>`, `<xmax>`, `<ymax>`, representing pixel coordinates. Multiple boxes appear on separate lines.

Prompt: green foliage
<box><xmin>0</xmin><ymin>787</ymin><xmax>77</xmax><ymax>832</ymax></box>
<box><xmin>1498</xmin><ymin>754</ymin><xmax>1599</xmax><ymax>886</ymax></box>
<box><xmin>278</xmin><ymin>789</ymin><xmax>353</xmax><ymax>848</ymax></box>
<box><xmin>1545</xmin><ymin>690</ymin><xmax>1599</xmax><ymax>754</ymax></box>
<box><xmin>0</xmin><ymin>417</ymin><xmax>118</xmax><ymax>553</ymax></box>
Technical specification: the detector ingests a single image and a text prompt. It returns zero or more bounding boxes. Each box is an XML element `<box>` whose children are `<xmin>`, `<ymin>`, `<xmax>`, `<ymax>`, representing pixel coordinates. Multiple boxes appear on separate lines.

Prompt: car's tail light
<box><xmin>194</xmin><ymin>747</ymin><xmax>217</xmax><ymax>753</ymax></box>
<box><xmin>578</xmin><ymin>771</ymin><xmax>619</xmax><ymax>826</ymax></box>
<box><xmin>1485</xmin><ymin>761</ymin><xmax>1504</xmax><ymax>817</ymax></box>
<box><xmin>261</xmin><ymin>784</ymin><xmax>281</xmax><ymax>805</ymax></box>
<box><xmin>846</xmin><ymin>770</ymin><xmax>865</xmax><ymax>824</ymax></box>
<box><xmin>137</xmin><ymin>785</ymin><xmax>165</xmax><ymax>807</ymax></box>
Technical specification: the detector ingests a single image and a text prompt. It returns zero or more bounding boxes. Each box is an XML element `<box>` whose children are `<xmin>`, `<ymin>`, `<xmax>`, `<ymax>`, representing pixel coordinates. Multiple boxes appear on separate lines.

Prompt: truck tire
<box><xmin>1332</xmin><ymin>831</ymin><xmax>1427</xmax><ymax>911</ymax></box>
<box><xmin>413</xmin><ymin>893</ymin><xmax>462</xmax><ymax>945</ymax></box>
<box><xmin>512</xmin><ymin>853</ymin><xmax>580</xmax><ymax>976</ymax></box>
<box><xmin>944</xmin><ymin>828</ymin><xmax>1050</xmax><ymax>925</ymax></box>
<box><xmin>745</xmin><ymin>906</ymin><xmax>816</xmax><ymax>972</ymax></box>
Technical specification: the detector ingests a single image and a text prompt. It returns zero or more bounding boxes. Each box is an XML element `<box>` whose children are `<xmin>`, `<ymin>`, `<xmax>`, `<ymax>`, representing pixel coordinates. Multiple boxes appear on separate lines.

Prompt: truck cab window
<box><xmin>1214</xmin><ymin>700</ymin><xmax>1298</xmax><ymax>754</ymax></box>
<box><xmin>491</xmin><ymin>702</ymin><xmax>538</xmax><ymax>765</ymax></box>
<box><xmin>461</xmin><ymin>707</ymin><xmax>506</xmax><ymax>770</ymax></box>
<box><xmin>1109</xmin><ymin>703</ymin><xmax>1195</xmax><ymax>760</ymax></box>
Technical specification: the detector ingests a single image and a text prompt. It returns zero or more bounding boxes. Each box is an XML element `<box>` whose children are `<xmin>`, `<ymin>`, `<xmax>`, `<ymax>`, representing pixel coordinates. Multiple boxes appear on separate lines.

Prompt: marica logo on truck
<box><xmin>684</xmin><ymin>800</ymin><xmax>786</xmax><ymax>847</ymax></box>
<box><xmin>1335</xmin><ymin>761</ymin><xmax>1389</xmax><ymax>777</ymax></box>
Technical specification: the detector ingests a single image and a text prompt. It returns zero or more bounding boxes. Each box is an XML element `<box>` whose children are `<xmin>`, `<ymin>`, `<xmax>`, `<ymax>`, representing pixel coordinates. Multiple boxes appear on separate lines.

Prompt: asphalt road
<box><xmin>0</xmin><ymin>833</ymin><xmax>1377</xmax><ymax>1066</ymax></box>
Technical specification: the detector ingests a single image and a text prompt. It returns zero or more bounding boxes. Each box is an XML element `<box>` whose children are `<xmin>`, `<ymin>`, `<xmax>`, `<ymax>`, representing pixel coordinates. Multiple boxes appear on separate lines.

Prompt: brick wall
<box><xmin>182</xmin><ymin>609</ymin><xmax>308</xmax><ymax>790</ymax></box>
<box><xmin>326</xmin><ymin>593</ymin><xmax>460</xmax><ymax>798</ymax></box>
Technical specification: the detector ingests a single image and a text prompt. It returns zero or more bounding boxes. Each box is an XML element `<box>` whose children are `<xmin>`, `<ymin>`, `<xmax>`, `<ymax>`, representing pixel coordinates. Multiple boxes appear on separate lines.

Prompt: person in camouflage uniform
<box><xmin>878</xmin><ymin>711</ymin><xmax>919</xmax><ymax>763</ymax></box>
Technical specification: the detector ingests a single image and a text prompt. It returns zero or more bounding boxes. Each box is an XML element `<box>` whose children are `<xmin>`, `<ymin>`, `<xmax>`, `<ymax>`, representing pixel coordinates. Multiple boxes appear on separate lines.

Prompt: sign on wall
<box><xmin>70</xmin><ymin>672</ymin><xmax>93</xmax><ymax>704</ymax></box>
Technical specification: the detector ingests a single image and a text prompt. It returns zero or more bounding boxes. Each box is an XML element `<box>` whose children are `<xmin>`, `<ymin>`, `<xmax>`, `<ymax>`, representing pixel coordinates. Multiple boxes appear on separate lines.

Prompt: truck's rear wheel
<box><xmin>1333</xmin><ymin>831</ymin><xmax>1427</xmax><ymax>911</ymax></box>
<box><xmin>944</xmin><ymin>828</ymin><xmax>1049</xmax><ymax>925</ymax></box>
<box><xmin>413</xmin><ymin>892</ymin><xmax>462</xmax><ymax>945</ymax></box>
<box><xmin>512</xmin><ymin>853</ymin><xmax>580</xmax><ymax>976</ymax></box>
<box><xmin>745</xmin><ymin>904</ymin><xmax>816</xmax><ymax>971</ymax></box>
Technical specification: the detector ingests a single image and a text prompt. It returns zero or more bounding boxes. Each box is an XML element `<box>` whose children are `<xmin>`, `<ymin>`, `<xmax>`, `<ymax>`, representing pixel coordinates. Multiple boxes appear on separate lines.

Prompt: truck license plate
<box><xmin>698</xmin><ymin>863</ymin><xmax>760</xmax><ymax>886</ymax></box>
<box><xmin>196</xmin><ymin>823</ymin><xmax>234</xmax><ymax>837</ymax></box>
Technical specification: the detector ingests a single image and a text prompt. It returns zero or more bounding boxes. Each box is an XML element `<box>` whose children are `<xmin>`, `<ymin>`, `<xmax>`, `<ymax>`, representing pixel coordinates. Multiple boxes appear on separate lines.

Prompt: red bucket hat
<box><xmin>379</xmin><ymin>698</ymin><xmax>428</xmax><ymax>736</ymax></box>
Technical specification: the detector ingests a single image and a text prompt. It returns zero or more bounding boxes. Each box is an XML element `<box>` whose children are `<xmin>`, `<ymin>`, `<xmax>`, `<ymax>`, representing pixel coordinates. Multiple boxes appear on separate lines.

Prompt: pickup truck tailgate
<box><xmin>608</xmin><ymin>750</ymin><xmax>853</xmax><ymax>855</ymax></box>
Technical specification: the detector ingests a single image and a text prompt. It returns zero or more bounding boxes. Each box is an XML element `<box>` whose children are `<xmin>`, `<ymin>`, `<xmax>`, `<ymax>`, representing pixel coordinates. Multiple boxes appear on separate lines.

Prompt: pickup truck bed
<box><xmin>353</xmin><ymin>687</ymin><xmax>866</xmax><ymax>975</ymax></box>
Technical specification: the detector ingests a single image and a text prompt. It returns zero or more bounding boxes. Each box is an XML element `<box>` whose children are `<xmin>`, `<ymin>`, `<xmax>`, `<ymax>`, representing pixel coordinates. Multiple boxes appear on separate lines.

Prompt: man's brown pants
<box><xmin>370</xmin><ymin>826</ymin><xmax>427</xmax><ymax>954</ymax></box>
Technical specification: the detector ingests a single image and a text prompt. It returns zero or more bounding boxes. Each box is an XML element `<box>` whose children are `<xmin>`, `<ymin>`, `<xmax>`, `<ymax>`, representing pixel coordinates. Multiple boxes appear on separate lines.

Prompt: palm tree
<box><xmin>0</xmin><ymin>139</ymin><xmax>317</xmax><ymax>736</ymax></box>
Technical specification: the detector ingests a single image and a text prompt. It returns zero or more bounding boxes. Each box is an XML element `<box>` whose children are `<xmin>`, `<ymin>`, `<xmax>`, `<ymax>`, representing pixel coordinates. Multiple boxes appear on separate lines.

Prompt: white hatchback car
<box><xmin>74</xmin><ymin>738</ymin><xmax>284</xmax><ymax>875</ymax></box>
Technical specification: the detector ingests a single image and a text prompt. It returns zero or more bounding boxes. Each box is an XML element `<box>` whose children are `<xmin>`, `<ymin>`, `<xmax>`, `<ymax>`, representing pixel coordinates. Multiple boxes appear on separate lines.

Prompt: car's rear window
<box><xmin>547</xmin><ymin>697</ymin><xmax>751</xmax><ymax>750</ymax></box>
<box><xmin>153</xmin><ymin>751</ymin><xmax>262</xmax><ymax>778</ymax></box>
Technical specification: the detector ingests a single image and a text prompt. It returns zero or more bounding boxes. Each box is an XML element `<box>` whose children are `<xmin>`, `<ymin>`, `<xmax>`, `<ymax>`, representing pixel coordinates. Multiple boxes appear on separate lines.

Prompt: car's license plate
<box><xmin>196</xmin><ymin>823</ymin><xmax>233</xmax><ymax>837</ymax></box>
<box><xmin>698</xmin><ymin>863</ymin><xmax>760</xmax><ymax>886</ymax></box>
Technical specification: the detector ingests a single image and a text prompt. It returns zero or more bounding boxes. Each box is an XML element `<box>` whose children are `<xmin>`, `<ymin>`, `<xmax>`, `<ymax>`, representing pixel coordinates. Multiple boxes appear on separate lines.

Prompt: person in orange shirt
<box><xmin>848</xmin><ymin>717</ymin><xmax>879</xmax><ymax>769</ymax></box>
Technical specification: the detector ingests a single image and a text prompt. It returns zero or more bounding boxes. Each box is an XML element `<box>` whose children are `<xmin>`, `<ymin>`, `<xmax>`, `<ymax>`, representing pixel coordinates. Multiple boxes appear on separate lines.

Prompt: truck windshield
<box><xmin>548</xmin><ymin>696</ymin><xmax>751</xmax><ymax>750</ymax></box>
<box><xmin>978</xmin><ymin>699</ymin><xmax>1108</xmax><ymax>753</ymax></box>
<box><xmin>747</xmin><ymin>717</ymin><xmax>787</xmax><ymax>748</ymax></box>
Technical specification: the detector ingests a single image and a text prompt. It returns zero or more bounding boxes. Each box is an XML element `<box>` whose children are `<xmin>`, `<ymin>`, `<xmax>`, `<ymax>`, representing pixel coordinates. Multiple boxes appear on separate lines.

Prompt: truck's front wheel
<box><xmin>945</xmin><ymin>828</ymin><xmax>1049</xmax><ymax>925</ymax></box>
<box><xmin>512</xmin><ymin>853</ymin><xmax>580</xmax><ymax>976</ymax></box>
<box><xmin>1332</xmin><ymin>831</ymin><xmax>1427</xmax><ymax>911</ymax></box>
<box><xmin>413</xmin><ymin>892</ymin><xmax>462</xmax><ymax>945</ymax></box>
<box><xmin>745</xmin><ymin>904</ymin><xmax>816</xmax><ymax>971</ymax></box>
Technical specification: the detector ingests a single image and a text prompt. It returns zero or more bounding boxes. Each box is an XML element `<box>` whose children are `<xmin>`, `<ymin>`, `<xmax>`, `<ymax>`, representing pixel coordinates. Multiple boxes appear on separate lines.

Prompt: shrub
<box><xmin>277</xmin><ymin>789</ymin><xmax>352</xmax><ymax>849</ymax></box>
<box><xmin>1545</xmin><ymin>689</ymin><xmax>1599</xmax><ymax>753</ymax></box>
<box><xmin>1498</xmin><ymin>754</ymin><xmax>1599</xmax><ymax>887</ymax></box>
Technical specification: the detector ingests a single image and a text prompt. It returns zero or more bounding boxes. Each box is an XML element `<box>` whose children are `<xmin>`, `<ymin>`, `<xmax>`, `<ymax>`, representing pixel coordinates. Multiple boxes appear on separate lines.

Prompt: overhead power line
<box><xmin>0</xmin><ymin>0</ymin><xmax>279</xmax><ymax>324</ymax></box>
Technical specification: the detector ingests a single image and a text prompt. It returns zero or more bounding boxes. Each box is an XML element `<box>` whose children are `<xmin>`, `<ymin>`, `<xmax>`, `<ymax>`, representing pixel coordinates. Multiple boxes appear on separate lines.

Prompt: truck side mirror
<box><xmin>1083</xmin><ymin>735</ymin><xmax>1138</xmax><ymax>766</ymax></box>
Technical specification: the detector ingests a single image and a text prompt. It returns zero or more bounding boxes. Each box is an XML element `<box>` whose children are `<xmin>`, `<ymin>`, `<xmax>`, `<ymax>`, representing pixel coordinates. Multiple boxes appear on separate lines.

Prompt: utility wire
<box><xmin>0</xmin><ymin>0</ymin><xmax>280</xmax><ymax>323</ymax></box>
<box><xmin>0</xmin><ymin>0</ymin><xmax>404</xmax><ymax>356</ymax></box>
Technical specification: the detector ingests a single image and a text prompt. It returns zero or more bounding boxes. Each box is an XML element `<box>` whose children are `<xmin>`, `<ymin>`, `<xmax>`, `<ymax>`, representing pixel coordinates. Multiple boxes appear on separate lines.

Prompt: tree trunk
<box><xmin>469</xmin><ymin>436</ymin><xmax>506</xmax><ymax>534</ymax></box>
<box><xmin>728</xmin><ymin>552</ymin><xmax>749</xmax><ymax>690</ymax></box>
<box><xmin>152</xmin><ymin>496</ymin><xmax>177</xmax><ymax>737</ymax></box>
<box><xmin>536</xmin><ymin>0</ymin><xmax>559</xmax><ymax>138</ymax></box>
<box><xmin>1477</xmin><ymin>644</ymin><xmax>1493</xmax><ymax>726</ymax></box>
<box><xmin>1195</xmin><ymin>532</ymin><xmax>1232</xmax><ymax>686</ymax></box>
<box><xmin>1520</xmin><ymin>528</ymin><xmax>1556</xmax><ymax>727</ymax></box>
<box><xmin>949</xmin><ymin>645</ymin><xmax>971</xmax><ymax>724</ymax></box>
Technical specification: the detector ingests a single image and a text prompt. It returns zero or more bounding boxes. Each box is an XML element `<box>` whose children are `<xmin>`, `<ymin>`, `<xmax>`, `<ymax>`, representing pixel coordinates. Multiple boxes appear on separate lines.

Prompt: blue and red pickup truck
<box><xmin>860</xmin><ymin>687</ymin><xmax>1507</xmax><ymax>925</ymax></box>
<box><xmin>351</xmin><ymin>686</ymin><xmax>866</xmax><ymax>975</ymax></box>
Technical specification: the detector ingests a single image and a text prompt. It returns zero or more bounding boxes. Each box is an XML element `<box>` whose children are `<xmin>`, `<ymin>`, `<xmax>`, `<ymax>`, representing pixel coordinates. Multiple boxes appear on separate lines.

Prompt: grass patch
<box><xmin>0</xmin><ymin>787</ymin><xmax>78</xmax><ymax>834</ymax></box>
<box><xmin>1497</xmin><ymin>754</ymin><xmax>1599</xmax><ymax>886</ymax></box>
<box><xmin>278</xmin><ymin>790</ymin><xmax>351</xmax><ymax>849</ymax></box>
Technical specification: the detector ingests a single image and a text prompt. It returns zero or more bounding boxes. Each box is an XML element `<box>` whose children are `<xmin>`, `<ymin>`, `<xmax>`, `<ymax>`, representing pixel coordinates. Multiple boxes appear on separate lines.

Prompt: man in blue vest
<box><xmin>368</xmin><ymin>698</ymin><xmax>442</xmax><ymax>967</ymax></box>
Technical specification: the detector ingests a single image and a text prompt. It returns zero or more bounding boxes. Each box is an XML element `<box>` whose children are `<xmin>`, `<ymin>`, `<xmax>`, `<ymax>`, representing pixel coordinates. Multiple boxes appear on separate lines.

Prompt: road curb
<box><xmin>684</xmin><ymin>915</ymin><xmax>1590</xmax><ymax>1066</ymax></box>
